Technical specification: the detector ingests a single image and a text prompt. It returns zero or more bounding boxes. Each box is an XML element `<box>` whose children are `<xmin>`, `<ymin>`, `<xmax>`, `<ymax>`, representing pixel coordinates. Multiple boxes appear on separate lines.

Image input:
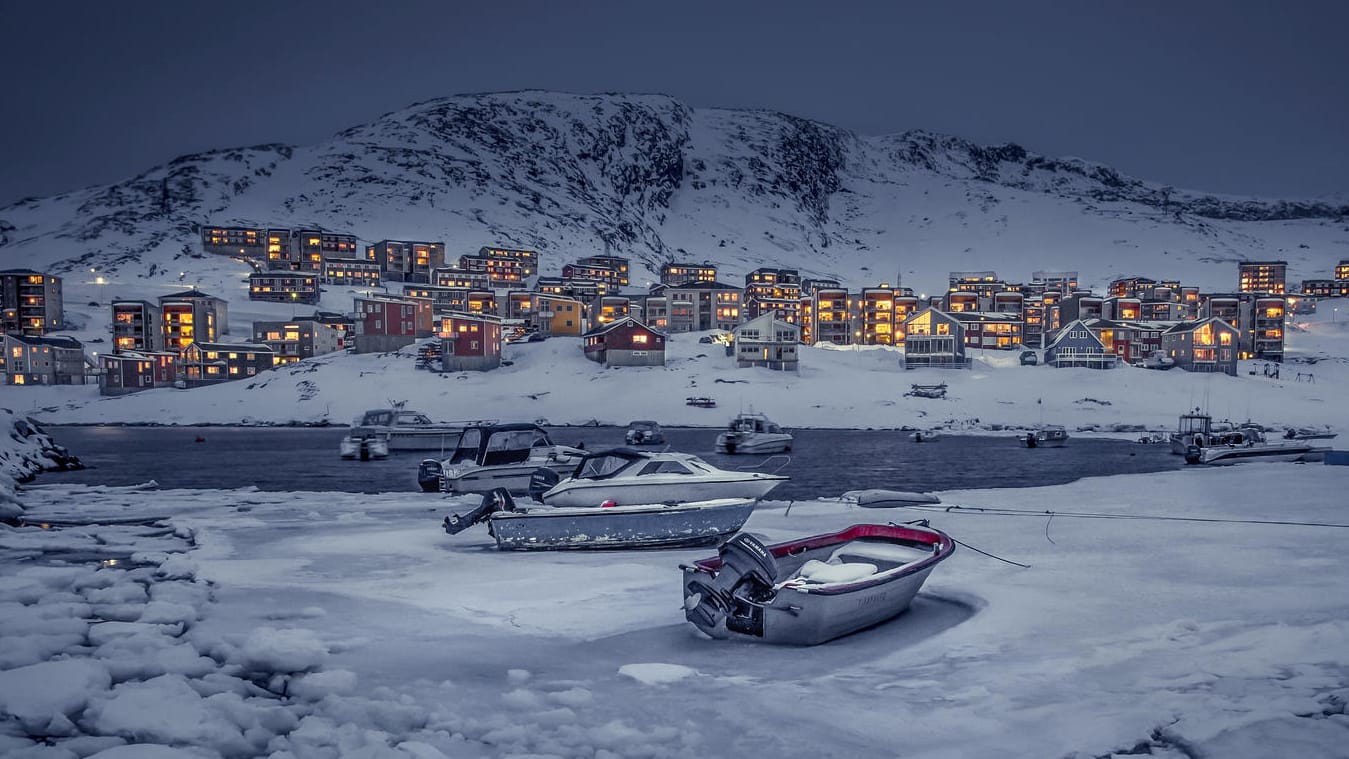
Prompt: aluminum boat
<box><xmin>682</xmin><ymin>523</ymin><xmax>955</xmax><ymax>645</ymax></box>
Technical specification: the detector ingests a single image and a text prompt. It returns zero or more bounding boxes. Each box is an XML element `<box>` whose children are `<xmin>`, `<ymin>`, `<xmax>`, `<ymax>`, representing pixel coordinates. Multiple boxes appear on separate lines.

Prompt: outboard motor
<box><xmin>442</xmin><ymin>488</ymin><xmax>517</xmax><ymax>535</ymax></box>
<box><xmin>1025</xmin><ymin>433</ymin><xmax>1037</xmax><ymax>449</ymax></box>
<box><xmin>683</xmin><ymin>533</ymin><xmax>779</xmax><ymax>638</ymax></box>
<box><xmin>418</xmin><ymin>459</ymin><xmax>444</xmax><ymax>493</ymax></box>
<box><xmin>528</xmin><ymin>467</ymin><xmax>562</xmax><ymax>502</ymax></box>
<box><xmin>722</xmin><ymin>433</ymin><xmax>739</xmax><ymax>455</ymax></box>
<box><xmin>1184</xmin><ymin>444</ymin><xmax>1203</xmax><ymax>465</ymax></box>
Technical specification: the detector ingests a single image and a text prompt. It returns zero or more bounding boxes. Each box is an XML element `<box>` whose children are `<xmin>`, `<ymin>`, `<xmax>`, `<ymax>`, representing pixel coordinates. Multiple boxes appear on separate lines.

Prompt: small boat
<box><xmin>1169</xmin><ymin>411</ymin><xmax>1266</xmax><ymax>455</ymax></box>
<box><xmin>1184</xmin><ymin>426</ymin><xmax>1329</xmax><ymax>465</ymax></box>
<box><xmin>442</xmin><ymin>489</ymin><xmax>756</xmax><ymax>551</ymax></box>
<box><xmin>418</xmin><ymin>423</ymin><xmax>585</xmax><ymax>494</ymax></box>
<box><xmin>624</xmin><ymin>420</ymin><xmax>666</xmax><ymax>446</ymax></box>
<box><xmin>1020</xmin><ymin>425</ymin><xmax>1068</xmax><ymax>448</ymax></box>
<box><xmin>715</xmin><ymin>412</ymin><xmax>793</xmax><ymax>455</ymax></box>
<box><xmin>686</xmin><ymin>397</ymin><xmax>717</xmax><ymax>408</ymax></box>
<box><xmin>1283</xmin><ymin>426</ymin><xmax>1338</xmax><ymax>441</ymax></box>
<box><xmin>909</xmin><ymin>430</ymin><xmax>941</xmax><ymax>443</ymax></box>
<box><xmin>841</xmin><ymin>489</ymin><xmax>942</xmax><ymax>508</ymax></box>
<box><xmin>530</xmin><ymin>448</ymin><xmax>787</xmax><ymax>507</ymax></box>
<box><xmin>681</xmin><ymin>523</ymin><xmax>955</xmax><ymax>646</ymax></box>
<box><xmin>350</xmin><ymin>404</ymin><xmax>487</xmax><ymax>452</ymax></box>
<box><xmin>340</xmin><ymin>431</ymin><xmax>389</xmax><ymax>461</ymax></box>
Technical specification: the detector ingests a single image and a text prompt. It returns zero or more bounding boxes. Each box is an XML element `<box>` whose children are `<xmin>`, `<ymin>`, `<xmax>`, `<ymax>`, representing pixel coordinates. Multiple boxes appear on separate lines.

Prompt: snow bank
<box><xmin>0</xmin><ymin>408</ymin><xmax>83</xmax><ymax>517</ymax></box>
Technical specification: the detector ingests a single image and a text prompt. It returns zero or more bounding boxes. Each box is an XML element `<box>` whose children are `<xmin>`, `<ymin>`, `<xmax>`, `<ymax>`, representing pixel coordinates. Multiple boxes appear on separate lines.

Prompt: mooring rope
<box><xmin>912</xmin><ymin>503</ymin><xmax>1349</xmax><ymax>530</ymax></box>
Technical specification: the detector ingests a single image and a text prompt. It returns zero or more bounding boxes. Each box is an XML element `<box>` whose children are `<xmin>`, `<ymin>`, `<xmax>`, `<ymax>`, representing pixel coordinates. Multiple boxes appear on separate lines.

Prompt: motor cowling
<box><xmin>418</xmin><ymin>459</ymin><xmax>443</xmax><ymax>493</ymax></box>
<box><xmin>683</xmin><ymin>533</ymin><xmax>779</xmax><ymax>638</ymax></box>
<box><xmin>528</xmin><ymin>467</ymin><xmax>562</xmax><ymax>502</ymax></box>
<box><xmin>1184</xmin><ymin>444</ymin><xmax>1203</xmax><ymax>465</ymax></box>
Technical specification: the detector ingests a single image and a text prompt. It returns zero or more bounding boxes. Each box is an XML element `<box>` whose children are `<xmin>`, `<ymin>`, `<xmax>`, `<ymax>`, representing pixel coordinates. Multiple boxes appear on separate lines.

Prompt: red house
<box><xmin>437</xmin><ymin>312</ymin><xmax>502</xmax><ymax>371</ymax></box>
<box><xmin>99</xmin><ymin>351</ymin><xmax>179</xmax><ymax>395</ymax></box>
<box><xmin>352</xmin><ymin>295</ymin><xmax>419</xmax><ymax>353</ymax></box>
<box><xmin>582</xmin><ymin>317</ymin><xmax>666</xmax><ymax>367</ymax></box>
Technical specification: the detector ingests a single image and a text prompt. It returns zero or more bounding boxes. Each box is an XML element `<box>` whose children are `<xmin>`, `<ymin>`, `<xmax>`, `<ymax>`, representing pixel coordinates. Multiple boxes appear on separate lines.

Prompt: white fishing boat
<box><xmin>349</xmin><ymin>404</ymin><xmax>488</xmax><ymax>452</ymax></box>
<box><xmin>623</xmin><ymin>420</ymin><xmax>665</xmax><ymax>446</ymax></box>
<box><xmin>529</xmin><ymin>448</ymin><xmax>788</xmax><ymax>507</ymax></box>
<box><xmin>1184</xmin><ymin>425</ymin><xmax>1329</xmax><ymax>465</ymax></box>
<box><xmin>715</xmin><ymin>412</ymin><xmax>793</xmax><ymax>455</ymax></box>
<box><xmin>418</xmin><ymin>423</ymin><xmax>585</xmax><ymax>494</ymax></box>
<box><xmin>1019</xmin><ymin>425</ymin><xmax>1069</xmax><ymax>448</ymax></box>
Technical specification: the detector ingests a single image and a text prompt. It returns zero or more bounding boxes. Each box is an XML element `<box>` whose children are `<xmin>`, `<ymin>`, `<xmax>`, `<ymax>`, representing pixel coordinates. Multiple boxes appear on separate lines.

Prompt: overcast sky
<box><xmin>2</xmin><ymin>0</ymin><xmax>1346</xmax><ymax>206</ymax></box>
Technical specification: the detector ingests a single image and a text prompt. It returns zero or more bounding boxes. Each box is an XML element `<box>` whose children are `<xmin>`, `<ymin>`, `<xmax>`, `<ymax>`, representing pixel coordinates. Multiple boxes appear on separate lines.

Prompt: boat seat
<box><xmin>829</xmin><ymin>540</ymin><xmax>931</xmax><ymax>569</ymax></box>
<box><xmin>789</xmin><ymin>559</ymin><xmax>879</xmax><ymax>585</ymax></box>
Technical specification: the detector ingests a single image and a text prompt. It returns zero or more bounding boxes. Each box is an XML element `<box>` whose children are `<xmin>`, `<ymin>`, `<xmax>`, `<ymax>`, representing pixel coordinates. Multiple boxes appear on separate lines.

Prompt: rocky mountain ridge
<box><xmin>1</xmin><ymin>90</ymin><xmax>1345</xmax><ymax>290</ymax></box>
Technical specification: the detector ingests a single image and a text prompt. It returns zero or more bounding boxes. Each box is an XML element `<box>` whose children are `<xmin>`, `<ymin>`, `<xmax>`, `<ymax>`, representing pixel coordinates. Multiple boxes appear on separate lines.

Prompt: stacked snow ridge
<box><xmin>2</xmin><ymin>90</ymin><xmax>1345</xmax><ymax>284</ymax></box>
<box><xmin>0</xmin><ymin>408</ymin><xmax>82</xmax><ymax>517</ymax></box>
<box><xmin>0</xmin><ymin>502</ymin><xmax>700</xmax><ymax>758</ymax></box>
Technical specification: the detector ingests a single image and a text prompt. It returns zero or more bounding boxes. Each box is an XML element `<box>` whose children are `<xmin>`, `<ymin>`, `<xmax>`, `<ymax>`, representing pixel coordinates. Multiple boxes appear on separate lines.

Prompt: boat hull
<box><xmin>383</xmin><ymin>430</ymin><xmax>466</xmax><ymax>452</ymax></box>
<box><xmin>542</xmin><ymin>475</ymin><xmax>785</xmax><ymax>507</ymax></box>
<box><xmin>488</xmin><ymin>498</ymin><xmax>756</xmax><ymax>550</ymax></box>
<box><xmin>444</xmin><ymin>460</ymin><xmax>578</xmax><ymax>494</ymax></box>
<box><xmin>340</xmin><ymin>437</ymin><xmax>389</xmax><ymax>460</ymax></box>
<box><xmin>714</xmin><ymin>432</ymin><xmax>793</xmax><ymax>455</ymax></box>
<box><xmin>682</xmin><ymin>523</ymin><xmax>955</xmax><ymax>646</ymax></box>
<box><xmin>759</xmin><ymin>565</ymin><xmax>939</xmax><ymax>645</ymax></box>
<box><xmin>1196</xmin><ymin>443</ymin><xmax>1326</xmax><ymax>465</ymax></box>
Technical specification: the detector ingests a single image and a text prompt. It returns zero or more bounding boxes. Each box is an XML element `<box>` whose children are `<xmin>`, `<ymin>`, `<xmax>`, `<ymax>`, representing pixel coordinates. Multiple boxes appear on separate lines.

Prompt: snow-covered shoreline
<box><xmin>4</xmin><ymin>463</ymin><xmax>1348</xmax><ymax>758</ymax></box>
<box><xmin>18</xmin><ymin>310</ymin><xmax>1349</xmax><ymax>440</ymax></box>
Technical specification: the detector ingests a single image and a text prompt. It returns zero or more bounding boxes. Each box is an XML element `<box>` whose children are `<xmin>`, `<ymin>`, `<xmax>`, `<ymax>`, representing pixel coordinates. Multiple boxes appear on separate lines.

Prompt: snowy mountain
<box><xmin>2</xmin><ymin>90</ymin><xmax>1347</xmax><ymax>295</ymax></box>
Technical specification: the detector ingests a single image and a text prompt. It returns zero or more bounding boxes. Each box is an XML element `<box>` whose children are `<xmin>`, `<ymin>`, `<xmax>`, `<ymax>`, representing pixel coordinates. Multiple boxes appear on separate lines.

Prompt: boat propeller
<box><xmin>442</xmin><ymin>488</ymin><xmax>517</xmax><ymax>535</ymax></box>
<box><xmin>683</xmin><ymin>533</ymin><xmax>779</xmax><ymax>638</ymax></box>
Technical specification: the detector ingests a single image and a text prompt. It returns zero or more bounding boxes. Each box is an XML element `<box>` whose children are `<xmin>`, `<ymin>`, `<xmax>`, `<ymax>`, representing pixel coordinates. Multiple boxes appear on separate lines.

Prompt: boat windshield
<box><xmin>576</xmin><ymin>453</ymin><xmax>639</xmax><ymax>479</ymax></box>
<box><xmin>481</xmin><ymin>428</ymin><xmax>552</xmax><ymax>466</ymax></box>
<box><xmin>360</xmin><ymin>410</ymin><xmax>394</xmax><ymax>427</ymax></box>
<box><xmin>395</xmin><ymin>412</ymin><xmax>435</xmax><ymax>426</ymax></box>
<box><xmin>629</xmin><ymin>421</ymin><xmax>658</xmax><ymax>431</ymax></box>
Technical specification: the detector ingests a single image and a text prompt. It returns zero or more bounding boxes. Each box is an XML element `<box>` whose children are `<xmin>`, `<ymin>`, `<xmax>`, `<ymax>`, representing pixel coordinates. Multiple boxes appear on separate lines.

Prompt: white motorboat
<box><xmin>350</xmin><ymin>404</ymin><xmax>487</xmax><ymax>452</ymax></box>
<box><xmin>1169</xmin><ymin>411</ymin><xmax>1265</xmax><ymax>455</ymax></box>
<box><xmin>909</xmin><ymin>430</ymin><xmax>941</xmax><ymax>443</ymax></box>
<box><xmin>1283</xmin><ymin>426</ymin><xmax>1338</xmax><ymax>441</ymax></box>
<box><xmin>339</xmin><ymin>431</ymin><xmax>389</xmax><ymax>460</ymax></box>
<box><xmin>715</xmin><ymin>412</ymin><xmax>793</xmax><ymax>455</ymax></box>
<box><xmin>531</xmin><ymin>448</ymin><xmax>788</xmax><ymax>507</ymax></box>
<box><xmin>1019</xmin><ymin>425</ymin><xmax>1068</xmax><ymax>448</ymax></box>
<box><xmin>623</xmin><ymin>420</ymin><xmax>666</xmax><ymax>446</ymax></box>
<box><xmin>419</xmin><ymin>423</ymin><xmax>585</xmax><ymax>494</ymax></box>
<box><xmin>1184</xmin><ymin>426</ymin><xmax>1329</xmax><ymax>465</ymax></box>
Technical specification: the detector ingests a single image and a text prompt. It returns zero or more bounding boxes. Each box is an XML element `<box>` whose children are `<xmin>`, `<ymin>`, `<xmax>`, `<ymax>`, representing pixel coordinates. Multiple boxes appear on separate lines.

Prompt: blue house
<box><xmin>1044</xmin><ymin>320</ymin><xmax>1119</xmax><ymax>369</ymax></box>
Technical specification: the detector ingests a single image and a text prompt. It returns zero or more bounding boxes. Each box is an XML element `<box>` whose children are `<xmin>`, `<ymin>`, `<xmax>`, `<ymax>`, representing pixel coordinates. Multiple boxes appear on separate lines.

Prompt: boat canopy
<box><xmin>449</xmin><ymin>424</ymin><xmax>555</xmax><ymax>466</ymax></box>
<box><xmin>357</xmin><ymin>408</ymin><xmax>437</xmax><ymax>427</ymax></box>
<box><xmin>571</xmin><ymin>448</ymin><xmax>649</xmax><ymax>479</ymax></box>
<box><xmin>728</xmin><ymin>414</ymin><xmax>781</xmax><ymax>434</ymax></box>
<box><xmin>627</xmin><ymin>420</ymin><xmax>660</xmax><ymax>431</ymax></box>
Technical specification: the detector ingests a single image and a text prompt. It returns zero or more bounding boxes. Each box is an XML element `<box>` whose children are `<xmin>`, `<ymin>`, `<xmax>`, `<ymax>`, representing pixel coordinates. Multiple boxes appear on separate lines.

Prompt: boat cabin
<box><xmin>569</xmin><ymin>449</ymin><xmax>716</xmax><ymax>480</ymax></box>
<box><xmin>727</xmin><ymin>413</ymin><xmax>784</xmax><ymax>435</ymax></box>
<box><xmin>358</xmin><ymin>408</ymin><xmax>437</xmax><ymax>428</ymax></box>
<box><xmin>449</xmin><ymin>424</ymin><xmax>556</xmax><ymax>466</ymax></box>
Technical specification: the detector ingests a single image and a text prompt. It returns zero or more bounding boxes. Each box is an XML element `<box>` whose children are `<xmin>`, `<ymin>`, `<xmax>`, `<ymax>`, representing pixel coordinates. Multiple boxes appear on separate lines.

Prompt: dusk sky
<box><xmin>3</xmin><ymin>0</ymin><xmax>1347</xmax><ymax>206</ymax></box>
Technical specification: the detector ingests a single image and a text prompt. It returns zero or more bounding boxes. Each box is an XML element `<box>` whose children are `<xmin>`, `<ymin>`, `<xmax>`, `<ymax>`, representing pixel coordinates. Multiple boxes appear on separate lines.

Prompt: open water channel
<box><xmin>40</xmin><ymin>425</ymin><xmax>1183</xmax><ymax>500</ymax></box>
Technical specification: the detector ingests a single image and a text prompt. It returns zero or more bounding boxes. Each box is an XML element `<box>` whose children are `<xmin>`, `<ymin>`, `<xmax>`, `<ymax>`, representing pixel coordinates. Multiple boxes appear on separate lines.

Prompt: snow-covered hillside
<box><xmin>2</xmin><ymin>91</ymin><xmax>1346</xmax><ymax>298</ymax></box>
